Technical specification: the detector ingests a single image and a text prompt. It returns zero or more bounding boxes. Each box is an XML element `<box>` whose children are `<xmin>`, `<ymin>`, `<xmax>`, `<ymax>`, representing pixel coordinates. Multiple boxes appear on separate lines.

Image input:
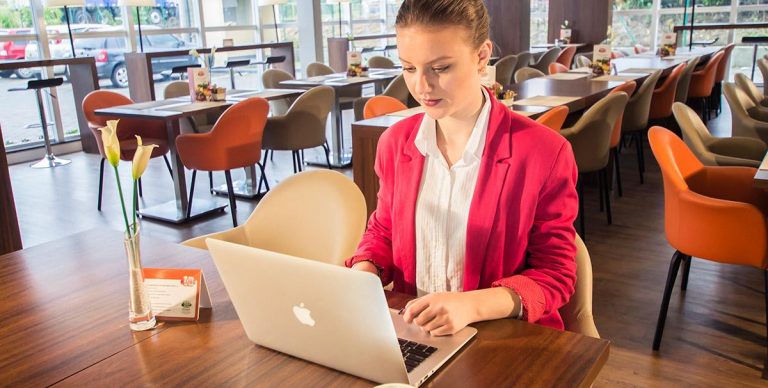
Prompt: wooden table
<box><xmin>0</xmin><ymin>229</ymin><xmax>610</xmax><ymax>386</ymax></box>
<box><xmin>94</xmin><ymin>89</ymin><xmax>304</xmax><ymax>223</ymax></box>
<box><xmin>279</xmin><ymin>69</ymin><xmax>402</xmax><ymax>168</ymax></box>
<box><xmin>0</xmin><ymin>125</ymin><xmax>22</xmax><ymax>255</ymax></box>
<box><xmin>755</xmin><ymin>151</ymin><xmax>768</xmax><ymax>189</ymax></box>
<box><xmin>531</xmin><ymin>43</ymin><xmax>588</xmax><ymax>50</ymax></box>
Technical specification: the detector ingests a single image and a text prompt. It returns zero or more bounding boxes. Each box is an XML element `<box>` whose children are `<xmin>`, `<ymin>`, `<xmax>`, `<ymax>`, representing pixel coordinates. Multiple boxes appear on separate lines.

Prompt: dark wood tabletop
<box><xmin>0</xmin><ymin>229</ymin><xmax>610</xmax><ymax>387</ymax></box>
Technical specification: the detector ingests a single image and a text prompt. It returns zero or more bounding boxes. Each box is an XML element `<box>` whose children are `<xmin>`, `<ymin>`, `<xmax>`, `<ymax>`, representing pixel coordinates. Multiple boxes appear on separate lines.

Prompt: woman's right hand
<box><xmin>351</xmin><ymin>260</ymin><xmax>379</xmax><ymax>276</ymax></box>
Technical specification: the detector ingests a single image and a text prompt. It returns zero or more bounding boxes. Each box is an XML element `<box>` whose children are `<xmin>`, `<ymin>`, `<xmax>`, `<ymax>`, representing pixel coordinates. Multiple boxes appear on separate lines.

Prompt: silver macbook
<box><xmin>206</xmin><ymin>239</ymin><xmax>477</xmax><ymax>386</ymax></box>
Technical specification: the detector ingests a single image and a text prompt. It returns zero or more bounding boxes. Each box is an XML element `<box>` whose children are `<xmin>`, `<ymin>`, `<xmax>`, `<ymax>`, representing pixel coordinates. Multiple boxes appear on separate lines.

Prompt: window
<box><xmin>530</xmin><ymin>0</ymin><xmax>549</xmax><ymax>47</ymax></box>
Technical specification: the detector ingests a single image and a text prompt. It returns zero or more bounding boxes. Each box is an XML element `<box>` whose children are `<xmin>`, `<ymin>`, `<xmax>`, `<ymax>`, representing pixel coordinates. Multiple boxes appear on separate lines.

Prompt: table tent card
<box><xmin>592</xmin><ymin>45</ymin><xmax>612</xmax><ymax>76</ymax></box>
<box><xmin>143</xmin><ymin>268</ymin><xmax>212</xmax><ymax>321</ymax></box>
<box><xmin>660</xmin><ymin>33</ymin><xmax>677</xmax><ymax>57</ymax></box>
<box><xmin>188</xmin><ymin>67</ymin><xmax>212</xmax><ymax>102</ymax></box>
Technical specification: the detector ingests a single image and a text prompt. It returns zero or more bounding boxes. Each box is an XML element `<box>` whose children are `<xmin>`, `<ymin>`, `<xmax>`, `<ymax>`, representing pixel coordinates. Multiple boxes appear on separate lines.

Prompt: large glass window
<box><xmin>530</xmin><ymin>0</ymin><xmax>549</xmax><ymax>47</ymax></box>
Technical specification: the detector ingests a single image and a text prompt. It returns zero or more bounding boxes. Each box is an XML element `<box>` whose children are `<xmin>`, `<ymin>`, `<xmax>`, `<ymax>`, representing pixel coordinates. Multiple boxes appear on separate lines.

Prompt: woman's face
<box><xmin>396</xmin><ymin>24</ymin><xmax>491</xmax><ymax>121</ymax></box>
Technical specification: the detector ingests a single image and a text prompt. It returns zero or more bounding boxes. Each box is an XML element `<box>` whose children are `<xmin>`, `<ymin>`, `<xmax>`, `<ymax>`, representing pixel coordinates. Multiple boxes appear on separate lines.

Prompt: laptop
<box><xmin>206</xmin><ymin>239</ymin><xmax>477</xmax><ymax>386</ymax></box>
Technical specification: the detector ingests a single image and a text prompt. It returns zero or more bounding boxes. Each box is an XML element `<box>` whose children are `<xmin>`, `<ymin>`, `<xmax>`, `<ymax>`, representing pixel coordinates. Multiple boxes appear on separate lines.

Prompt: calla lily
<box><xmin>98</xmin><ymin>120</ymin><xmax>121</xmax><ymax>167</ymax></box>
<box><xmin>132</xmin><ymin>136</ymin><xmax>158</xmax><ymax>180</ymax></box>
<box><xmin>189</xmin><ymin>49</ymin><xmax>199</xmax><ymax>57</ymax></box>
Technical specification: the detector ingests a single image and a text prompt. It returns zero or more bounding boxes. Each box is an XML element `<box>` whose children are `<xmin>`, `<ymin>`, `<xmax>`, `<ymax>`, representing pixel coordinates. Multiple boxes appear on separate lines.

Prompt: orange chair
<box><xmin>535</xmin><ymin>106</ymin><xmax>569</xmax><ymax>132</ymax></box>
<box><xmin>82</xmin><ymin>90</ymin><xmax>172</xmax><ymax>211</ymax></box>
<box><xmin>176</xmin><ymin>97</ymin><xmax>270</xmax><ymax>227</ymax></box>
<box><xmin>548</xmin><ymin>62</ymin><xmax>569</xmax><ymax>75</ymax></box>
<box><xmin>711</xmin><ymin>43</ymin><xmax>735</xmax><ymax>115</ymax></box>
<box><xmin>363</xmin><ymin>95</ymin><xmax>407</xmax><ymax>119</ymax></box>
<box><xmin>555</xmin><ymin>46</ymin><xmax>577</xmax><ymax>69</ymax></box>
<box><xmin>688</xmin><ymin>51</ymin><xmax>724</xmax><ymax>121</ymax></box>
<box><xmin>608</xmin><ymin>81</ymin><xmax>637</xmax><ymax>198</ymax></box>
<box><xmin>647</xmin><ymin>126</ymin><xmax>768</xmax><ymax>377</ymax></box>
<box><xmin>649</xmin><ymin>63</ymin><xmax>685</xmax><ymax>122</ymax></box>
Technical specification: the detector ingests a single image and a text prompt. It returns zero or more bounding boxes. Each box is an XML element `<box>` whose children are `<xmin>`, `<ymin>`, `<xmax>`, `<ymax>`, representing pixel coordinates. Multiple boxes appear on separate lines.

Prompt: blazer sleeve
<box><xmin>491</xmin><ymin>141</ymin><xmax>578</xmax><ymax>323</ymax></box>
<box><xmin>345</xmin><ymin>130</ymin><xmax>396</xmax><ymax>285</ymax></box>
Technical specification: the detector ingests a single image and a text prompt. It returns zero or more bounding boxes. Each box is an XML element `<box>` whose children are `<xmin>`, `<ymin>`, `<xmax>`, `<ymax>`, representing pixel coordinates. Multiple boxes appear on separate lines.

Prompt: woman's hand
<box><xmin>401</xmin><ymin>292</ymin><xmax>477</xmax><ymax>336</ymax></box>
<box><xmin>351</xmin><ymin>260</ymin><xmax>379</xmax><ymax>276</ymax></box>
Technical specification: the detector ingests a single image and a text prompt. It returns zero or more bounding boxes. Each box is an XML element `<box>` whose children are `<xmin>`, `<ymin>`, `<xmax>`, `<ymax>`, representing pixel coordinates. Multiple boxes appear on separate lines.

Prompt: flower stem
<box><xmin>132</xmin><ymin>180</ymin><xmax>138</xmax><ymax>234</ymax></box>
<box><xmin>113</xmin><ymin>165</ymin><xmax>131</xmax><ymax>234</ymax></box>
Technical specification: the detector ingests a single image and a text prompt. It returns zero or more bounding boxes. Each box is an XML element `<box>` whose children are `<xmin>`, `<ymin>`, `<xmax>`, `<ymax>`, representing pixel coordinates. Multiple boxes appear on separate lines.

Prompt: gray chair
<box><xmin>530</xmin><ymin>47</ymin><xmax>561</xmax><ymax>74</ymax></box>
<box><xmin>759</xmin><ymin>57</ymin><xmax>768</xmax><ymax>96</ymax></box>
<box><xmin>262</xmin><ymin>68</ymin><xmax>297</xmax><ymax>116</ymax></box>
<box><xmin>673</xmin><ymin>102</ymin><xmax>766</xmax><ymax>168</ymax></box>
<box><xmin>575</xmin><ymin>54</ymin><xmax>592</xmax><ymax>69</ymax></box>
<box><xmin>494</xmin><ymin>54</ymin><xmax>518</xmax><ymax>85</ymax></box>
<box><xmin>734</xmin><ymin>73</ymin><xmax>768</xmax><ymax>117</ymax></box>
<box><xmin>306</xmin><ymin>61</ymin><xmax>360</xmax><ymax>110</ymax></box>
<box><xmin>512</xmin><ymin>51</ymin><xmax>533</xmax><ymax>76</ymax></box>
<box><xmin>621</xmin><ymin>70</ymin><xmax>662</xmax><ymax>184</ymax></box>
<box><xmin>367</xmin><ymin>55</ymin><xmax>395</xmax><ymax>69</ymax></box>
<box><xmin>561</xmin><ymin>92</ymin><xmax>630</xmax><ymax>238</ymax></box>
<box><xmin>674</xmin><ymin>57</ymin><xmax>700</xmax><ymax>104</ymax></box>
<box><xmin>723</xmin><ymin>82</ymin><xmax>768</xmax><ymax>145</ymax></box>
<box><xmin>262</xmin><ymin>86</ymin><xmax>335</xmax><ymax>173</ymax></box>
<box><xmin>514</xmin><ymin>67</ymin><xmax>545</xmax><ymax>83</ymax></box>
<box><xmin>163</xmin><ymin>81</ymin><xmax>216</xmax><ymax>134</ymax></box>
<box><xmin>559</xmin><ymin>234</ymin><xmax>600</xmax><ymax>338</ymax></box>
<box><xmin>353</xmin><ymin>74</ymin><xmax>414</xmax><ymax>121</ymax></box>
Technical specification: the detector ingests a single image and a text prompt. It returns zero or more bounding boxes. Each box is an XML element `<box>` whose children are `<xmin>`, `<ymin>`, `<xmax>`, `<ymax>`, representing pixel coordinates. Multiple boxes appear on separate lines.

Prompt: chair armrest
<box><xmin>713</xmin><ymin>154</ymin><xmax>761</xmax><ymax>168</ymax></box>
<box><xmin>181</xmin><ymin>226</ymin><xmax>249</xmax><ymax>250</ymax></box>
<box><xmin>748</xmin><ymin>105</ymin><xmax>768</xmax><ymax>122</ymax></box>
<box><xmin>694</xmin><ymin>166</ymin><xmax>768</xmax><ymax>211</ymax></box>
<box><xmin>708</xmin><ymin>137</ymin><xmax>767</xmax><ymax>161</ymax></box>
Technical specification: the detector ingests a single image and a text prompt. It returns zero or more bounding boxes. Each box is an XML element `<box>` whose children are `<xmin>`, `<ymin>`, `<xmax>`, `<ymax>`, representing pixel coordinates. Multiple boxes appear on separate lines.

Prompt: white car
<box><xmin>25</xmin><ymin>24</ymin><xmax>111</xmax><ymax>78</ymax></box>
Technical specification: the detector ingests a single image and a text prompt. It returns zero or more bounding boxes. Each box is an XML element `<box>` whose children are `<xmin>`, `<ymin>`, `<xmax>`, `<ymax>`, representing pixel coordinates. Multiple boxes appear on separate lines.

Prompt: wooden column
<box><xmin>0</xmin><ymin>127</ymin><xmax>22</xmax><ymax>254</ymax></box>
<box><xmin>484</xmin><ymin>0</ymin><xmax>531</xmax><ymax>56</ymax></box>
<box><xmin>548</xmin><ymin>0</ymin><xmax>612</xmax><ymax>47</ymax></box>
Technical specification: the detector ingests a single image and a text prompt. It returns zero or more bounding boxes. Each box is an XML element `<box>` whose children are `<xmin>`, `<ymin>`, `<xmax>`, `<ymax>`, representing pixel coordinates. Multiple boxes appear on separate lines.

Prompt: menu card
<box><xmin>560</xmin><ymin>28</ymin><xmax>572</xmax><ymax>44</ymax></box>
<box><xmin>188</xmin><ymin>67</ymin><xmax>211</xmax><ymax>102</ymax></box>
<box><xmin>592</xmin><ymin>45</ymin><xmax>612</xmax><ymax>76</ymax></box>
<box><xmin>660</xmin><ymin>33</ymin><xmax>677</xmax><ymax>57</ymax></box>
<box><xmin>143</xmin><ymin>268</ymin><xmax>212</xmax><ymax>321</ymax></box>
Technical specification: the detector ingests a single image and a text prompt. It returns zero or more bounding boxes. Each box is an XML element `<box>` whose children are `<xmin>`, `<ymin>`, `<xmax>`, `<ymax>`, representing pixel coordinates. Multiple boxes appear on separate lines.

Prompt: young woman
<box><xmin>346</xmin><ymin>0</ymin><xmax>578</xmax><ymax>335</ymax></box>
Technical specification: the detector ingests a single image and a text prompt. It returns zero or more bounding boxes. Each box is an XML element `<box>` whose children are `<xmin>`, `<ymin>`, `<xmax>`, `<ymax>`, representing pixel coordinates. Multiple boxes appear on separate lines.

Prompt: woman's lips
<box><xmin>421</xmin><ymin>98</ymin><xmax>442</xmax><ymax>107</ymax></box>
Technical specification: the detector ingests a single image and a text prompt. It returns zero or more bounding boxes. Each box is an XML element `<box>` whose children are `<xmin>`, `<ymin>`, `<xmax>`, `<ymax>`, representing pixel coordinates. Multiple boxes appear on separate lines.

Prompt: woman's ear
<box><xmin>477</xmin><ymin>40</ymin><xmax>493</xmax><ymax>72</ymax></box>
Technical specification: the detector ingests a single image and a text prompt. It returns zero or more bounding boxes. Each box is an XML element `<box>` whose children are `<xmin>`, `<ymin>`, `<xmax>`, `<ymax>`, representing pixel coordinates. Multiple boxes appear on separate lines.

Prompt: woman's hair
<box><xmin>395</xmin><ymin>0</ymin><xmax>490</xmax><ymax>49</ymax></box>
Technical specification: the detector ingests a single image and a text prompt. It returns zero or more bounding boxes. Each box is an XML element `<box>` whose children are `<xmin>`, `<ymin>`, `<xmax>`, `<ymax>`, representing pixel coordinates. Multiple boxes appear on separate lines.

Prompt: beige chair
<box><xmin>494</xmin><ymin>54</ymin><xmax>518</xmax><ymax>85</ymax></box>
<box><xmin>672</xmin><ymin>102</ymin><xmax>766</xmax><ymax>168</ymax></box>
<box><xmin>262</xmin><ymin>86</ymin><xmax>334</xmax><ymax>172</ymax></box>
<box><xmin>163</xmin><ymin>81</ymin><xmax>216</xmax><ymax>134</ymax></box>
<box><xmin>559</xmin><ymin>234</ymin><xmax>599</xmax><ymax>338</ymax></box>
<box><xmin>530</xmin><ymin>47</ymin><xmax>561</xmax><ymax>74</ymax></box>
<box><xmin>182</xmin><ymin>170</ymin><xmax>367</xmax><ymax>266</ymax></box>
<box><xmin>575</xmin><ymin>54</ymin><xmax>592</xmax><ymax>69</ymax></box>
<box><xmin>306</xmin><ymin>62</ymin><xmax>361</xmax><ymax>103</ymax></box>
<box><xmin>622</xmin><ymin>70</ymin><xmax>662</xmax><ymax>184</ymax></box>
<box><xmin>514</xmin><ymin>67</ymin><xmax>545</xmax><ymax>83</ymax></box>
<box><xmin>512</xmin><ymin>51</ymin><xmax>533</xmax><ymax>76</ymax></box>
<box><xmin>367</xmin><ymin>55</ymin><xmax>395</xmax><ymax>69</ymax></box>
<box><xmin>353</xmin><ymin>74</ymin><xmax>414</xmax><ymax>121</ymax></box>
<box><xmin>734</xmin><ymin>73</ymin><xmax>768</xmax><ymax>117</ymax></box>
<box><xmin>759</xmin><ymin>57</ymin><xmax>768</xmax><ymax>96</ymax></box>
<box><xmin>262</xmin><ymin>68</ymin><xmax>297</xmax><ymax>116</ymax></box>
<box><xmin>561</xmin><ymin>92</ymin><xmax>629</xmax><ymax>238</ymax></box>
<box><xmin>674</xmin><ymin>57</ymin><xmax>699</xmax><ymax>104</ymax></box>
<box><xmin>723</xmin><ymin>82</ymin><xmax>768</xmax><ymax>145</ymax></box>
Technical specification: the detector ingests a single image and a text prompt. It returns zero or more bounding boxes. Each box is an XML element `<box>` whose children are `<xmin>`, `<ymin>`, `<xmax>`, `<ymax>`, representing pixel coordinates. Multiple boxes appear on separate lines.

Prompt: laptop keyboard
<box><xmin>398</xmin><ymin>338</ymin><xmax>438</xmax><ymax>372</ymax></box>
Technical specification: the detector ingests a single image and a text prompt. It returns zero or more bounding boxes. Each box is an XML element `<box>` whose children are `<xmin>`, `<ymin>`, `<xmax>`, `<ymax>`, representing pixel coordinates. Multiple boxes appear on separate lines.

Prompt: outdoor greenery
<box><xmin>0</xmin><ymin>7</ymin><xmax>63</xmax><ymax>29</ymax></box>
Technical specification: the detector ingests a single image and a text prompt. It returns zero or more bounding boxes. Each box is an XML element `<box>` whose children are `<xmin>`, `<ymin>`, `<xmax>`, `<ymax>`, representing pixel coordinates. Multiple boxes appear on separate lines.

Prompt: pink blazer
<box><xmin>346</xmin><ymin>94</ymin><xmax>579</xmax><ymax>330</ymax></box>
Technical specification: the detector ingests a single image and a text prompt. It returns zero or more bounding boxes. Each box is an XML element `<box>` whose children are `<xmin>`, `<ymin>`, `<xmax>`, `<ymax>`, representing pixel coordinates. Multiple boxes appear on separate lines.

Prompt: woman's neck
<box><xmin>435</xmin><ymin>88</ymin><xmax>486</xmax><ymax>167</ymax></box>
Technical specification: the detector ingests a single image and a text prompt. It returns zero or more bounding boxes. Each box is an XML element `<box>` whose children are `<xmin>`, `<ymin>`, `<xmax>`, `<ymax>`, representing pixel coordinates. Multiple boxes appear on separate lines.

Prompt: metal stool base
<box><xmin>30</xmin><ymin>153</ymin><xmax>71</xmax><ymax>169</ymax></box>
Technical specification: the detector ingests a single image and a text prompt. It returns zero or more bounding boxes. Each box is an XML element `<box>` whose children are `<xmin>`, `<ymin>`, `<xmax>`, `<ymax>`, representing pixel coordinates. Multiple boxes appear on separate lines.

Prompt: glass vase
<box><xmin>124</xmin><ymin>226</ymin><xmax>156</xmax><ymax>331</ymax></box>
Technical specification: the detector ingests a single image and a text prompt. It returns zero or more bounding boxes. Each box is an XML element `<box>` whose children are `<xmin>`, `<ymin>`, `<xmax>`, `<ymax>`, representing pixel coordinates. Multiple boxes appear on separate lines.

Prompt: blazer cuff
<box><xmin>492</xmin><ymin>275</ymin><xmax>547</xmax><ymax>323</ymax></box>
<box><xmin>345</xmin><ymin>255</ymin><xmax>389</xmax><ymax>284</ymax></box>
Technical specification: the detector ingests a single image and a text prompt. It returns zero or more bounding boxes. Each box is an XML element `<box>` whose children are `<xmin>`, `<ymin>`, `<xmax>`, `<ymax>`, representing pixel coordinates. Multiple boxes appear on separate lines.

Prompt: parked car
<box><xmin>0</xmin><ymin>28</ymin><xmax>35</xmax><ymax>79</ymax></box>
<box><xmin>25</xmin><ymin>24</ymin><xmax>116</xmax><ymax>78</ymax></box>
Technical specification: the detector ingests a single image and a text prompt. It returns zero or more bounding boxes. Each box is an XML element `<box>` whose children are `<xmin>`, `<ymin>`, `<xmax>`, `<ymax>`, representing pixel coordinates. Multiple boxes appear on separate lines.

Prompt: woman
<box><xmin>346</xmin><ymin>0</ymin><xmax>578</xmax><ymax>335</ymax></box>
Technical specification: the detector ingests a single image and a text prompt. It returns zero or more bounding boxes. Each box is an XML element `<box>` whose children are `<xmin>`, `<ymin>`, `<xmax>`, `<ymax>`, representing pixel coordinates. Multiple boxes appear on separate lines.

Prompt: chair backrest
<box><xmin>306</xmin><ymin>62</ymin><xmax>335</xmax><ymax>77</ymax></box>
<box><xmin>163</xmin><ymin>81</ymin><xmax>189</xmax><ymax>99</ymax></box>
<box><xmin>531</xmin><ymin>47</ymin><xmax>561</xmax><ymax>73</ymax></box>
<box><xmin>675</xmin><ymin>57</ymin><xmax>700</xmax><ymax>103</ymax></box>
<box><xmin>535</xmin><ymin>105</ymin><xmax>569</xmax><ymax>132</ymax></box>
<box><xmin>262</xmin><ymin>68</ymin><xmax>294</xmax><ymax>88</ymax></box>
<box><xmin>688</xmin><ymin>51</ymin><xmax>724</xmax><ymax>98</ymax></box>
<box><xmin>563</xmin><ymin>92</ymin><xmax>629</xmax><ymax>172</ymax></box>
<box><xmin>555</xmin><ymin>46</ymin><xmax>577</xmax><ymax>69</ymax></box>
<box><xmin>759</xmin><ymin>58</ymin><xmax>768</xmax><ymax>96</ymax></box>
<box><xmin>649</xmin><ymin>63</ymin><xmax>685</xmax><ymax>120</ymax></box>
<box><xmin>622</xmin><ymin>70</ymin><xmax>662</xmax><ymax>133</ymax></box>
<box><xmin>513</xmin><ymin>51</ymin><xmax>533</xmax><ymax>75</ymax></box>
<box><xmin>363</xmin><ymin>95</ymin><xmax>407</xmax><ymax>119</ymax></box>
<box><xmin>714</xmin><ymin>44</ymin><xmax>735</xmax><ymax>83</ymax></box>
<box><xmin>574</xmin><ymin>54</ymin><xmax>592</xmax><ymax>68</ymax></box>
<box><xmin>548</xmin><ymin>62</ymin><xmax>569</xmax><ymax>75</ymax></box>
<box><xmin>672</xmin><ymin>102</ymin><xmax>718</xmax><ymax>166</ymax></box>
<box><xmin>608</xmin><ymin>81</ymin><xmax>637</xmax><ymax>148</ymax></box>
<box><xmin>368</xmin><ymin>55</ymin><xmax>395</xmax><ymax>69</ymax></box>
<box><xmin>184</xmin><ymin>170</ymin><xmax>367</xmax><ymax>265</ymax></box>
<box><xmin>734</xmin><ymin>72</ymin><xmax>764</xmax><ymax>106</ymax></box>
<box><xmin>82</xmin><ymin>90</ymin><xmax>134</xmax><ymax>130</ymax></box>
<box><xmin>558</xmin><ymin>234</ymin><xmax>599</xmax><ymax>338</ymax></box>
<box><xmin>383</xmin><ymin>74</ymin><xmax>411</xmax><ymax>103</ymax></box>
<box><xmin>723</xmin><ymin>82</ymin><xmax>765</xmax><ymax>140</ymax></box>
<box><xmin>494</xmin><ymin>54</ymin><xmax>518</xmax><ymax>85</ymax></box>
<box><xmin>514</xmin><ymin>67</ymin><xmax>545</xmax><ymax>83</ymax></box>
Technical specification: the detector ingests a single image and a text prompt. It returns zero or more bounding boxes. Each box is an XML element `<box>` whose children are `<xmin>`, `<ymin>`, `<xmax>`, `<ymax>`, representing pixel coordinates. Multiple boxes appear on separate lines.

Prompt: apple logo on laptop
<box><xmin>293</xmin><ymin>303</ymin><xmax>316</xmax><ymax>327</ymax></box>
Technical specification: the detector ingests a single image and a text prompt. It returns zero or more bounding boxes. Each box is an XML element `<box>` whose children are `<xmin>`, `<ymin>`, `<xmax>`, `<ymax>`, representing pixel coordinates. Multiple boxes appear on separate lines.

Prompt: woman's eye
<box><xmin>403</xmin><ymin>67</ymin><xmax>416</xmax><ymax>73</ymax></box>
<box><xmin>433</xmin><ymin>66</ymin><xmax>449</xmax><ymax>73</ymax></box>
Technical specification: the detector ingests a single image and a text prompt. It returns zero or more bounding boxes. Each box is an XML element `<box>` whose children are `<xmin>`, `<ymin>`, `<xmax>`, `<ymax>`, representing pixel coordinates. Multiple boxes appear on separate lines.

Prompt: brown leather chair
<box><xmin>262</xmin><ymin>86</ymin><xmax>335</xmax><ymax>173</ymax></box>
<box><xmin>82</xmin><ymin>90</ymin><xmax>172</xmax><ymax>211</ymax></box>
<box><xmin>514</xmin><ymin>67</ymin><xmax>545</xmax><ymax>83</ymax></box>
<box><xmin>674</xmin><ymin>57</ymin><xmax>700</xmax><ymax>104</ymax></box>
<box><xmin>673</xmin><ymin>102</ymin><xmax>766</xmax><ymax>168</ymax></box>
<box><xmin>561</xmin><ymin>92</ymin><xmax>629</xmax><ymax>237</ymax></box>
<box><xmin>608</xmin><ymin>81</ymin><xmax>637</xmax><ymax>197</ymax></box>
<box><xmin>530</xmin><ymin>47</ymin><xmax>561</xmax><ymax>74</ymax></box>
<box><xmin>649</xmin><ymin>63</ymin><xmax>685</xmax><ymax>123</ymax></box>
<box><xmin>621</xmin><ymin>70</ymin><xmax>662</xmax><ymax>184</ymax></box>
<box><xmin>175</xmin><ymin>97</ymin><xmax>270</xmax><ymax>227</ymax></box>
<box><xmin>555</xmin><ymin>46</ymin><xmax>577</xmax><ymax>69</ymax></box>
<box><xmin>688</xmin><ymin>51</ymin><xmax>724</xmax><ymax>121</ymax></box>
<box><xmin>367</xmin><ymin>56</ymin><xmax>395</xmax><ymax>69</ymax></box>
<box><xmin>494</xmin><ymin>54</ymin><xmax>518</xmax><ymax>85</ymax></box>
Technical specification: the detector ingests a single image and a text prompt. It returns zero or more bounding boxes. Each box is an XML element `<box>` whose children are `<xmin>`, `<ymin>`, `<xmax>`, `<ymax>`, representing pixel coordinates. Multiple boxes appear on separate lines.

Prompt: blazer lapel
<box><xmin>463</xmin><ymin>97</ymin><xmax>513</xmax><ymax>291</ymax></box>
<box><xmin>395</xmin><ymin>115</ymin><xmax>425</xmax><ymax>295</ymax></box>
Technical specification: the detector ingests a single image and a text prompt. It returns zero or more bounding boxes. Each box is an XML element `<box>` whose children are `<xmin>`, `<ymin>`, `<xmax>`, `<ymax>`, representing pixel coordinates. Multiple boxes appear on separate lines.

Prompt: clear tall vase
<box><xmin>124</xmin><ymin>226</ymin><xmax>156</xmax><ymax>331</ymax></box>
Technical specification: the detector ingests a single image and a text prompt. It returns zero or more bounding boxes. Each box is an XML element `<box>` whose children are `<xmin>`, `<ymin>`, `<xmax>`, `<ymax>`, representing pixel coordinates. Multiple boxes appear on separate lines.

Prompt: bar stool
<box><xmin>9</xmin><ymin>77</ymin><xmax>69</xmax><ymax>168</ymax></box>
<box><xmin>252</xmin><ymin>55</ymin><xmax>286</xmax><ymax>72</ymax></box>
<box><xmin>213</xmin><ymin>59</ymin><xmax>251</xmax><ymax>89</ymax></box>
<box><xmin>170</xmin><ymin>64</ymin><xmax>200</xmax><ymax>80</ymax></box>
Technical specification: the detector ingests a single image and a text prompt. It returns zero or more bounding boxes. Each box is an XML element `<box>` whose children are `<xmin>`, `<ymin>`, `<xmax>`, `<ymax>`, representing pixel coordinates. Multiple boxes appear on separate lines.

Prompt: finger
<box><xmin>428</xmin><ymin>323</ymin><xmax>456</xmax><ymax>337</ymax></box>
<box><xmin>420</xmin><ymin>314</ymin><xmax>447</xmax><ymax>332</ymax></box>
<box><xmin>413</xmin><ymin>306</ymin><xmax>438</xmax><ymax>327</ymax></box>
<box><xmin>403</xmin><ymin>297</ymin><xmax>430</xmax><ymax>323</ymax></box>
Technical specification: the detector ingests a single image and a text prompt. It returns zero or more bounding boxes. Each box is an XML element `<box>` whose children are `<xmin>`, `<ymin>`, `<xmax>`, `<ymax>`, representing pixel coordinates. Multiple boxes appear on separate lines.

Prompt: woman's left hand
<box><xmin>401</xmin><ymin>292</ymin><xmax>477</xmax><ymax>336</ymax></box>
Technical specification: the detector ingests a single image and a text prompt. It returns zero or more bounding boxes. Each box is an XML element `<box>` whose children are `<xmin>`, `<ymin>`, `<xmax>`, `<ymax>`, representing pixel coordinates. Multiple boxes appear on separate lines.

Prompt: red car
<box><xmin>0</xmin><ymin>28</ymin><xmax>35</xmax><ymax>79</ymax></box>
